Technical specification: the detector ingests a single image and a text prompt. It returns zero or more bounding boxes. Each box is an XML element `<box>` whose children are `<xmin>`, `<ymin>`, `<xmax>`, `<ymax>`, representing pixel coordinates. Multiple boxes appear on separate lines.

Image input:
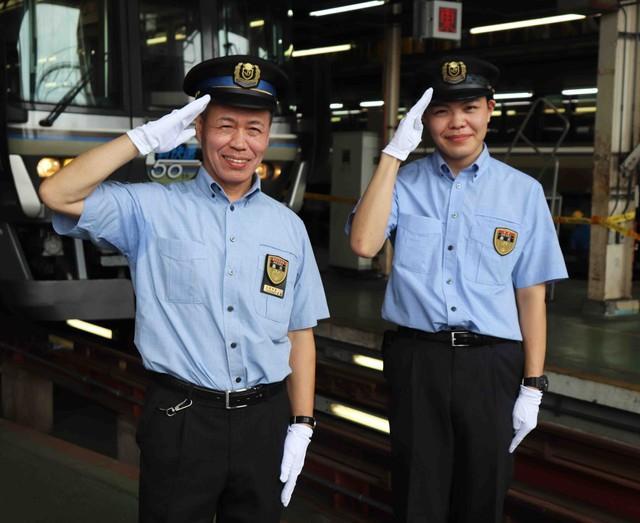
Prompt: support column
<box><xmin>587</xmin><ymin>4</ymin><xmax>640</xmax><ymax>316</ymax></box>
<box><xmin>381</xmin><ymin>2</ymin><xmax>402</xmax><ymax>275</ymax></box>
<box><xmin>1</xmin><ymin>359</ymin><xmax>53</xmax><ymax>433</ymax></box>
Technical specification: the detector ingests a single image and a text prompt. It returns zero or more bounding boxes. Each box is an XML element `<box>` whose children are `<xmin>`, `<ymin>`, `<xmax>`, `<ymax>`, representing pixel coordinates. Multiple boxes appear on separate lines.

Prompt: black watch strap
<box><xmin>290</xmin><ymin>415</ymin><xmax>316</xmax><ymax>429</ymax></box>
<box><xmin>523</xmin><ymin>375</ymin><xmax>549</xmax><ymax>392</ymax></box>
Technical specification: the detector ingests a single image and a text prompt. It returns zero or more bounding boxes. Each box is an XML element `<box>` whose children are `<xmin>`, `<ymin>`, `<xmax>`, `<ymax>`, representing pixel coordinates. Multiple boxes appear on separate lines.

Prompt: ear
<box><xmin>487</xmin><ymin>99</ymin><xmax>497</xmax><ymax>122</ymax></box>
<box><xmin>195</xmin><ymin>114</ymin><xmax>203</xmax><ymax>144</ymax></box>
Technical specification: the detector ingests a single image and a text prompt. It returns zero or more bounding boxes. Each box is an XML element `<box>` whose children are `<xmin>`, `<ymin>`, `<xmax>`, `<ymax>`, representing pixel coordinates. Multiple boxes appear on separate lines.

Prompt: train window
<box><xmin>139</xmin><ymin>0</ymin><xmax>202</xmax><ymax>109</ymax></box>
<box><xmin>1</xmin><ymin>0</ymin><xmax>122</xmax><ymax>108</ymax></box>
<box><xmin>218</xmin><ymin>2</ymin><xmax>291</xmax><ymax>62</ymax></box>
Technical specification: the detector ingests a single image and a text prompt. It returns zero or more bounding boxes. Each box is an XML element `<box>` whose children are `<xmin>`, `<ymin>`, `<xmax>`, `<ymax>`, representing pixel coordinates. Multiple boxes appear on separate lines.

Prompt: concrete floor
<box><xmin>0</xmin><ymin>418</ymin><xmax>339</xmax><ymax>523</ymax></box>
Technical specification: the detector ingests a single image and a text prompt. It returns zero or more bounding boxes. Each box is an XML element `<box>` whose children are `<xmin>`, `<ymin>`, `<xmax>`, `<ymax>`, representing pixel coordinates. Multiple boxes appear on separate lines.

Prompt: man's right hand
<box><xmin>126</xmin><ymin>94</ymin><xmax>211</xmax><ymax>155</ymax></box>
<box><xmin>382</xmin><ymin>87</ymin><xmax>433</xmax><ymax>161</ymax></box>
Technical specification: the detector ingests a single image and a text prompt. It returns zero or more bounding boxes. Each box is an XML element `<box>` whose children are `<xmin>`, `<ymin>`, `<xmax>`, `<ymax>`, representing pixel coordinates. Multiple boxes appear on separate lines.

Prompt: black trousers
<box><xmin>136</xmin><ymin>377</ymin><xmax>290</xmax><ymax>523</ymax></box>
<box><xmin>383</xmin><ymin>330</ymin><xmax>524</xmax><ymax>523</ymax></box>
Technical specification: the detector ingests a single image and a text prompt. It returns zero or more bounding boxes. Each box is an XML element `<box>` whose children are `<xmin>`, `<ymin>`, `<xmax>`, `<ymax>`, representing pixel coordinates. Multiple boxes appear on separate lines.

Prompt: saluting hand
<box><xmin>279</xmin><ymin>424</ymin><xmax>313</xmax><ymax>507</ymax></box>
<box><xmin>382</xmin><ymin>87</ymin><xmax>433</xmax><ymax>161</ymax></box>
<box><xmin>509</xmin><ymin>385</ymin><xmax>543</xmax><ymax>453</ymax></box>
<box><xmin>126</xmin><ymin>94</ymin><xmax>211</xmax><ymax>155</ymax></box>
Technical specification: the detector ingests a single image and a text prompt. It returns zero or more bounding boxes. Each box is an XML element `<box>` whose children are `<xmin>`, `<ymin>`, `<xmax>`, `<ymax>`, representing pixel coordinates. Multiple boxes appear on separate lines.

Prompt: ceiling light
<box><xmin>329</xmin><ymin>403</ymin><xmax>390</xmax><ymax>433</ymax></box>
<box><xmin>146</xmin><ymin>35</ymin><xmax>167</xmax><ymax>46</ymax></box>
<box><xmin>494</xmin><ymin>92</ymin><xmax>533</xmax><ymax>100</ymax></box>
<box><xmin>352</xmin><ymin>354</ymin><xmax>383</xmax><ymax>371</ymax></box>
<box><xmin>562</xmin><ymin>87</ymin><xmax>597</xmax><ymax>96</ymax></box>
<box><xmin>249</xmin><ymin>19</ymin><xmax>264</xmax><ymax>28</ymax></box>
<box><xmin>330</xmin><ymin>102</ymin><xmax>344</xmax><ymax>109</ymax></box>
<box><xmin>310</xmin><ymin>1</ymin><xmax>385</xmax><ymax>17</ymax></box>
<box><xmin>291</xmin><ymin>43</ymin><xmax>353</xmax><ymax>57</ymax></box>
<box><xmin>360</xmin><ymin>100</ymin><xmax>384</xmax><ymax>107</ymax></box>
<box><xmin>470</xmin><ymin>13</ymin><xmax>585</xmax><ymax>35</ymax></box>
<box><xmin>66</xmin><ymin>319</ymin><xmax>113</xmax><ymax>340</ymax></box>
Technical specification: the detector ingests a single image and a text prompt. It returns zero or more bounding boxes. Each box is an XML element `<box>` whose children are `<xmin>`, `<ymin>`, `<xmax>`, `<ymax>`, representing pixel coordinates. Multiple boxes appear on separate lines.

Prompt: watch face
<box><xmin>540</xmin><ymin>374</ymin><xmax>549</xmax><ymax>392</ymax></box>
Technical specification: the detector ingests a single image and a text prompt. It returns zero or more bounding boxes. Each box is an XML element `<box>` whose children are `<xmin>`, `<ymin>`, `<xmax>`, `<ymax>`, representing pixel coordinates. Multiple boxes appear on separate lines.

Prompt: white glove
<box><xmin>126</xmin><ymin>94</ymin><xmax>211</xmax><ymax>155</ymax></box>
<box><xmin>509</xmin><ymin>385</ymin><xmax>543</xmax><ymax>453</ymax></box>
<box><xmin>382</xmin><ymin>87</ymin><xmax>433</xmax><ymax>161</ymax></box>
<box><xmin>279</xmin><ymin>423</ymin><xmax>313</xmax><ymax>507</ymax></box>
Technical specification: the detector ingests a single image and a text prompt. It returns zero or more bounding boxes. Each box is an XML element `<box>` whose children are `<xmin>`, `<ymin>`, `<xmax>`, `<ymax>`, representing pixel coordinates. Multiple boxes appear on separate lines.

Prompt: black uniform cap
<box><xmin>424</xmin><ymin>56</ymin><xmax>499</xmax><ymax>104</ymax></box>
<box><xmin>183</xmin><ymin>55</ymin><xmax>289</xmax><ymax>110</ymax></box>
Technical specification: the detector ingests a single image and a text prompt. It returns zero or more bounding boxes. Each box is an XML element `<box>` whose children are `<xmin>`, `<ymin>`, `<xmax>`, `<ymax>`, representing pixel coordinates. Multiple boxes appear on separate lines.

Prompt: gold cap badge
<box><xmin>234</xmin><ymin>62</ymin><xmax>261</xmax><ymax>88</ymax></box>
<box><xmin>493</xmin><ymin>227</ymin><xmax>518</xmax><ymax>256</ymax></box>
<box><xmin>442</xmin><ymin>61</ymin><xmax>467</xmax><ymax>85</ymax></box>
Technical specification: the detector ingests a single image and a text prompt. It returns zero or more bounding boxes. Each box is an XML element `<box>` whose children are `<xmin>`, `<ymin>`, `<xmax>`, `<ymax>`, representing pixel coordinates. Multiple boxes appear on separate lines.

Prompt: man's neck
<box><xmin>441</xmin><ymin>146</ymin><xmax>484</xmax><ymax>177</ymax></box>
<box><xmin>206</xmin><ymin>171</ymin><xmax>255</xmax><ymax>202</ymax></box>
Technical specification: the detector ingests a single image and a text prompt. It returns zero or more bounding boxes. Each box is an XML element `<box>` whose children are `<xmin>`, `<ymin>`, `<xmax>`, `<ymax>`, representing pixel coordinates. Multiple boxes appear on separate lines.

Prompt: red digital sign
<box><xmin>438</xmin><ymin>7</ymin><xmax>458</xmax><ymax>34</ymax></box>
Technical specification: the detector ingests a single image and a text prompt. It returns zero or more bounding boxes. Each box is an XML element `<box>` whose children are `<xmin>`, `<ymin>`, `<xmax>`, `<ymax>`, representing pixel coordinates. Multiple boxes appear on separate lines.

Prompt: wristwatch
<box><xmin>290</xmin><ymin>415</ymin><xmax>316</xmax><ymax>429</ymax></box>
<box><xmin>523</xmin><ymin>375</ymin><xmax>549</xmax><ymax>392</ymax></box>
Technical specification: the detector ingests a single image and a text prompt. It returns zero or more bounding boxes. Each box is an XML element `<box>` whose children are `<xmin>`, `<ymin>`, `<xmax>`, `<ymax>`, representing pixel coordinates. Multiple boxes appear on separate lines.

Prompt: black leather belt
<box><xmin>397</xmin><ymin>327</ymin><xmax>514</xmax><ymax>347</ymax></box>
<box><xmin>151</xmin><ymin>372</ymin><xmax>285</xmax><ymax>409</ymax></box>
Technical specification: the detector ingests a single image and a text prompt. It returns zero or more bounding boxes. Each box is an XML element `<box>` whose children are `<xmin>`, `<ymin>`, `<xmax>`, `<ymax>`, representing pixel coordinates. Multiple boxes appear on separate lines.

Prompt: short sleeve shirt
<box><xmin>347</xmin><ymin>146</ymin><xmax>568</xmax><ymax>341</ymax></box>
<box><xmin>53</xmin><ymin>168</ymin><xmax>329</xmax><ymax>390</ymax></box>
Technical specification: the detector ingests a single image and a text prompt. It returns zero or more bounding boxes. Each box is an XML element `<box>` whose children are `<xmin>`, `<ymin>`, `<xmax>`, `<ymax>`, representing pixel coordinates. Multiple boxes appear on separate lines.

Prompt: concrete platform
<box><xmin>317</xmin><ymin>270</ymin><xmax>640</xmax><ymax>416</ymax></box>
<box><xmin>0</xmin><ymin>418</ymin><xmax>342</xmax><ymax>523</ymax></box>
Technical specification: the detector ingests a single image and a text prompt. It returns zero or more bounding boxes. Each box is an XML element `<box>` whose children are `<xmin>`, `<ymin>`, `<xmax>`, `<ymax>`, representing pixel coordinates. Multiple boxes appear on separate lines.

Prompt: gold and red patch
<box><xmin>261</xmin><ymin>254</ymin><xmax>289</xmax><ymax>298</ymax></box>
<box><xmin>493</xmin><ymin>227</ymin><xmax>518</xmax><ymax>256</ymax></box>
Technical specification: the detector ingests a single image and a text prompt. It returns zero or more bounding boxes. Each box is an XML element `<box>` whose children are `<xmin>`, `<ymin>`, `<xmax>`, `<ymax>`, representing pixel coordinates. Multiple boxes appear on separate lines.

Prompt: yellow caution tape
<box><xmin>554</xmin><ymin>211</ymin><xmax>640</xmax><ymax>240</ymax></box>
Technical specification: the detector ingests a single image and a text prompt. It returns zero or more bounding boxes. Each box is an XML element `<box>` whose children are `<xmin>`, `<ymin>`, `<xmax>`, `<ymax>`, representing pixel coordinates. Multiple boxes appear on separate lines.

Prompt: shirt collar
<box><xmin>430</xmin><ymin>144</ymin><xmax>491</xmax><ymax>182</ymax></box>
<box><xmin>195</xmin><ymin>167</ymin><xmax>262</xmax><ymax>203</ymax></box>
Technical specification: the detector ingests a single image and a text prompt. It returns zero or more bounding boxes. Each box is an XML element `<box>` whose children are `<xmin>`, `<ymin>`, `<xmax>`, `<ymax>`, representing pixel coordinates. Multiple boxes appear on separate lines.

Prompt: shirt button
<box><xmin>230</xmin><ymin>236</ymin><xmax>236</xmax><ymax>242</ymax></box>
<box><xmin>448</xmin><ymin>245</ymin><xmax>454</xmax><ymax>251</ymax></box>
<box><xmin>227</xmin><ymin>269</ymin><xmax>234</xmax><ymax>276</ymax></box>
<box><xmin>230</xmin><ymin>205</ymin><xmax>235</xmax><ymax>211</ymax></box>
<box><xmin>446</xmin><ymin>279</ymin><xmax>453</xmax><ymax>285</ymax></box>
<box><xmin>235</xmin><ymin>377</ymin><xmax>242</xmax><ymax>383</ymax></box>
<box><xmin>451</xmin><ymin>306</ymin><xmax>457</xmax><ymax>312</ymax></box>
<box><xmin>455</xmin><ymin>183</ymin><xmax>462</xmax><ymax>189</ymax></box>
<box><xmin>230</xmin><ymin>342</ymin><xmax>237</xmax><ymax>348</ymax></box>
<box><xmin>451</xmin><ymin>212</ymin><xmax>458</xmax><ymax>219</ymax></box>
<box><xmin>227</xmin><ymin>305</ymin><xmax>234</xmax><ymax>312</ymax></box>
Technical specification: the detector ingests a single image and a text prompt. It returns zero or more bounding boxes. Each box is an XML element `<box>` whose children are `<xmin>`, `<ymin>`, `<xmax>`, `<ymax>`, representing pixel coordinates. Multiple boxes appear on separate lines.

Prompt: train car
<box><xmin>0</xmin><ymin>0</ymin><xmax>304</xmax><ymax>321</ymax></box>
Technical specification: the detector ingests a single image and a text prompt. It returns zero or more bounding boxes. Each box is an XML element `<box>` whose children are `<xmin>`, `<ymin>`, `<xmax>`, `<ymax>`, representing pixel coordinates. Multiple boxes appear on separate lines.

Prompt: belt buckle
<box><xmin>225</xmin><ymin>388</ymin><xmax>248</xmax><ymax>410</ymax></box>
<box><xmin>451</xmin><ymin>331</ymin><xmax>470</xmax><ymax>348</ymax></box>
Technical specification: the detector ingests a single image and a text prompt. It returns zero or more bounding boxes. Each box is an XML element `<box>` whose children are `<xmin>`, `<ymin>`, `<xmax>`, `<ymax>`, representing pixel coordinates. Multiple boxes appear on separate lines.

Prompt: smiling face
<box><xmin>423</xmin><ymin>97</ymin><xmax>496</xmax><ymax>174</ymax></box>
<box><xmin>195</xmin><ymin>103</ymin><xmax>271</xmax><ymax>199</ymax></box>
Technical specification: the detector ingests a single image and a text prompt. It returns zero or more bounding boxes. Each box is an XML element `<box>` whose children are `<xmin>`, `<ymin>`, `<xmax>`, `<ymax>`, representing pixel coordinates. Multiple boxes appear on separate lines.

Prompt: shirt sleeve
<box><xmin>344</xmin><ymin>183</ymin><xmax>399</xmax><ymax>240</ymax></box>
<box><xmin>52</xmin><ymin>182</ymin><xmax>144</xmax><ymax>257</ymax></box>
<box><xmin>288</xmin><ymin>224</ymin><xmax>330</xmax><ymax>331</ymax></box>
<box><xmin>512</xmin><ymin>182</ymin><xmax>568</xmax><ymax>288</ymax></box>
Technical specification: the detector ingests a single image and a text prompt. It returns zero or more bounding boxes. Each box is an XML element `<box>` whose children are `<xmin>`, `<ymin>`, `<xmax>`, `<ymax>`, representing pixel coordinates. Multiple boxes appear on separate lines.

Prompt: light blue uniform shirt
<box><xmin>54</xmin><ymin>168</ymin><xmax>329</xmax><ymax>390</ymax></box>
<box><xmin>348</xmin><ymin>146</ymin><xmax>568</xmax><ymax>341</ymax></box>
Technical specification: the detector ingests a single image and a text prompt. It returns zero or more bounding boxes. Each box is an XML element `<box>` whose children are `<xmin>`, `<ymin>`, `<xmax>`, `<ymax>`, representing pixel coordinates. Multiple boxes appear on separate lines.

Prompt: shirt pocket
<box><xmin>394</xmin><ymin>213</ymin><xmax>442</xmax><ymax>274</ymax></box>
<box><xmin>157</xmin><ymin>237</ymin><xmax>208</xmax><ymax>304</ymax></box>
<box><xmin>254</xmin><ymin>243</ymin><xmax>298</xmax><ymax>324</ymax></box>
<box><xmin>464</xmin><ymin>213</ymin><xmax>521</xmax><ymax>286</ymax></box>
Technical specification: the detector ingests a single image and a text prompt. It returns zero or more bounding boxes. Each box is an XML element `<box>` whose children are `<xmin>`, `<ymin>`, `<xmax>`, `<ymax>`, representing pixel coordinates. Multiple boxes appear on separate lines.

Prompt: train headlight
<box><xmin>255</xmin><ymin>162</ymin><xmax>271</xmax><ymax>180</ymax></box>
<box><xmin>37</xmin><ymin>157</ymin><xmax>61</xmax><ymax>178</ymax></box>
<box><xmin>273</xmin><ymin>165</ymin><xmax>282</xmax><ymax>180</ymax></box>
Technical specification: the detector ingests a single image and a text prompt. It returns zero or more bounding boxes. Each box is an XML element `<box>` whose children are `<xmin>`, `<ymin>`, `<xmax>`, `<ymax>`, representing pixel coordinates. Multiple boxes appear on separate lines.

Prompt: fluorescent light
<box><xmin>575</xmin><ymin>106</ymin><xmax>596</xmax><ymax>114</ymax></box>
<box><xmin>146</xmin><ymin>35</ymin><xmax>167</xmax><ymax>46</ymax></box>
<box><xmin>494</xmin><ymin>92</ymin><xmax>533</xmax><ymax>100</ymax></box>
<box><xmin>360</xmin><ymin>100</ymin><xmax>384</xmax><ymax>107</ymax></box>
<box><xmin>66</xmin><ymin>319</ymin><xmax>113</xmax><ymax>340</ymax></box>
<box><xmin>470</xmin><ymin>13</ymin><xmax>585</xmax><ymax>34</ymax></box>
<box><xmin>249</xmin><ymin>19</ymin><xmax>264</xmax><ymax>28</ymax></box>
<box><xmin>501</xmin><ymin>100</ymin><xmax>532</xmax><ymax>107</ymax></box>
<box><xmin>175</xmin><ymin>33</ymin><xmax>186</xmax><ymax>41</ymax></box>
<box><xmin>331</xmin><ymin>116</ymin><xmax>342</xmax><ymax>123</ymax></box>
<box><xmin>329</xmin><ymin>403</ymin><xmax>390</xmax><ymax>433</ymax></box>
<box><xmin>492</xmin><ymin>110</ymin><xmax>502</xmax><ymax>116</ymax></box>
<box><xmin>310</xmin><ymin>1</ymin><xmax>385</xmax><ymax>17</ymax></box>
<box><xmin>291</xmin><ymin>43</ymin><xmax>352</xmax><ymax>57</ymax></box>
<box><xmin>332</xmin><ymin>109</ymin><xmax>361</xmax><ymax>115</ymax></box>
<box><xmin>330</xmin><ymin>102</ymin><xmax>344</xmax><ymax>109</ymax></box>
<box><xmin>352</xmin><ymin>354</ymin><xmax>384</xmax><ymax>371</ymax></box>
<box><xmin>562</xmin><ymin>87</ymin><xmax>597</xmax><ymax>96</ymax></box>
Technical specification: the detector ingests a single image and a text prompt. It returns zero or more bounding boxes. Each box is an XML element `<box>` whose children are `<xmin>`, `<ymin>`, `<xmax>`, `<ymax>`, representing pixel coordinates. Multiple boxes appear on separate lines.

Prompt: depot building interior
<box><xmin>0</xmin><ymin>0</ymin><xmax>639</xmax><ymax>522</ymax></box>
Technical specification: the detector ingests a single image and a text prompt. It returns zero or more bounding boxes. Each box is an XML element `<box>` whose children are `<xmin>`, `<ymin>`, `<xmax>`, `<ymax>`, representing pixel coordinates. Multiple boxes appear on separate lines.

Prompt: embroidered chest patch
<box><xmin>261</xmin><ymin>254</ymin><xmax>289</xmax><ymax>298</ymax></box>
<box><xmin>493</xmin><ymin>227</ymin><xmax>518</xmax><ymax>256</ymax></box>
